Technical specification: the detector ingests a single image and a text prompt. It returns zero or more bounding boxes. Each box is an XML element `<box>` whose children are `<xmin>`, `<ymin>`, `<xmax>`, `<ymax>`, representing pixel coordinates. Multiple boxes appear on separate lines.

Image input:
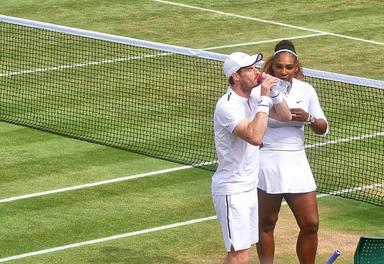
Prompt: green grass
<box><xmin>0</xmin><ymin>1</ymin><xmax>383</xmax><ymax>263</ymax></box>
<box><xmin>0</xmin><ymin>123</ymin><xmax>180</xmax><ymax>197</ymax></box>
<box><xmin>321</xmin><ymin>197</ymin><xmax>384</xmax><ymax>234</ymax></box>
<box><xmin>1</xmin><ymin>168</ymin><xmax>213</xmax><ymax>256</ymax></box>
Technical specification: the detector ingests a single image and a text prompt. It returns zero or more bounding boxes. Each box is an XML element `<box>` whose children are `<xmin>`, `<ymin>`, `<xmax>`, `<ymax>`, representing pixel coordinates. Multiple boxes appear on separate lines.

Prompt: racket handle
<box><xmin>326</xmin><ymin>249</ymin><xmax>341</xmax><ymax>264</ymax></box>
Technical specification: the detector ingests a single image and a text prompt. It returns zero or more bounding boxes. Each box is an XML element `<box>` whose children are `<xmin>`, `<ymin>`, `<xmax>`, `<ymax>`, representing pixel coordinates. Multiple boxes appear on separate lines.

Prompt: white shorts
<box><xmin>212</xmin><ymin>188</ymin><xmax>258</xmax><ymax>252</ymax></box>
<box><xmin>258</xmin><ymin>149</ymin><xmax>316</xmax><ymax>193</ymax></box>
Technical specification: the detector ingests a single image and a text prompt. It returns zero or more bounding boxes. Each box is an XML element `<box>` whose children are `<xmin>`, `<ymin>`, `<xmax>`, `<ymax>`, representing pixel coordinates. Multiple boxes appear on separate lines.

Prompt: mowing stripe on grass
<box><xmin>0</xmin><ymin>183</ymin><xmax>381</xmax><ymax>263</ymax></box>
<box><xmin>153</xmin><ymin>0</ymin><xmax>384</xmax><ymax>46</ymax></box>
<box><xmin>1</xmin><ymin>132</ymin><xmax>382</xmax><ymax>204</ymax></box>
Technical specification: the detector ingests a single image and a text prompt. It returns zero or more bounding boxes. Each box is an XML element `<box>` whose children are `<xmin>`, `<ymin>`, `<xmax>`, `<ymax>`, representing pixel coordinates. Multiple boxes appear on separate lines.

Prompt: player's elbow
<box><xmin>248</xmin><ymin>135</ymin><xmax>264</xmax><ymax>146</ymax></box>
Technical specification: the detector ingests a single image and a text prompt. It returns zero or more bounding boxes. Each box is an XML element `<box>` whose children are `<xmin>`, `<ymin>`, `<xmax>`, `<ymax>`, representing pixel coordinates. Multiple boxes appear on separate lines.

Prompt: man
<box><xmin>212</xmin><ymin>52</ymin><xmax>291</xmax><ymax>264</ymax></box>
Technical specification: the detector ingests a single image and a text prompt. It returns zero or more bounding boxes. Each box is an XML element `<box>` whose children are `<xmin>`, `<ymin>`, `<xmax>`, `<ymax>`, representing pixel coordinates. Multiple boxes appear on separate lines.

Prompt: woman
<box><xmin>256</xmin><ymin>40</ymin><xmax>328</xmax><ymax>264</ymax></box>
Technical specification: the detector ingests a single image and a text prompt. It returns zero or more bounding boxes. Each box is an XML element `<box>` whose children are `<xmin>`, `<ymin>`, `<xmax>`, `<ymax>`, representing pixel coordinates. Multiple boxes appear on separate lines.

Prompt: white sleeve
<box><xmin>215</xmin><ymin>99</ymin><xmax>246</xmax><ymax>133</ymax></box>
<box><xmin>308</xmin><ymin>85</ymin><xmax>327</xmax><ymax>121</ymax></box>
<box><xmin>308</xmin><ymin>85</ymin><xmax>329</xmax><ymax>135</ymax></box>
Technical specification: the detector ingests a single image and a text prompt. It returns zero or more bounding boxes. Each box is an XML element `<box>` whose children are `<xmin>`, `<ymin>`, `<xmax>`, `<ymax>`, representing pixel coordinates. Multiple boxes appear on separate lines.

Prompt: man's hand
<box><xmin>260</xmin><ymin>74</ymin><xmax>278</xmax><ymax>97</ymax></box>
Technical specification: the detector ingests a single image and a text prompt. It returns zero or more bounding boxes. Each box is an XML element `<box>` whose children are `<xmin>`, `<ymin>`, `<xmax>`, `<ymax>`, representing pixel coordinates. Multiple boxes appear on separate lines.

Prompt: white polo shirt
<box><xmin>212</xmin><ymin>87</ymin><xmax>261</xmax><ymax>195</ymax></box>
<box><xmin>262</xmin><ymin>78</ymin><xmax>328</xmax><ymax>151</ymax></box>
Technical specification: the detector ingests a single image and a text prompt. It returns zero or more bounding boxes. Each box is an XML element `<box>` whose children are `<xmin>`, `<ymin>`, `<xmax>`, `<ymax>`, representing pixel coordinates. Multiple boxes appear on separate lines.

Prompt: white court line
<box><xmin>0</xmin><ymin>33</ymin><xmax>325</xmax><ymax>78</ymax></box>
<box><xmin>152</xmin><ymin>0</ymin><xmax>384</xmax><ymax>46</ymax></box>
<box><xmin>305</xmin><ymin>131</ymin><xmax>384</xmax><ymax>149</ymax></box>
<box><xmin>0</xmin><ymin>182</ymin><xmax>381</xmax><ymax>263</ymax></box>
<box><xmin>0</xmin><ymin>166</ymin><xmax>192</xmax><ymax>203</ymax></box>
<box><xmin>317</xmin><ymin>182</ymin><xmax>383</xmax><ymax>197</ymax></box>
<box><xmin>0</xmin><ymin>216</ymin><xmax>217</xmax><ymax>263</ymax></box>
<box><xmin>0</xmin><ymin>161</ymin><xmax>216</xmax><ymax>204</ymax></box>
<box><xmin>204</xmin><ymin>33</ymin><xmax>328</xmax><ymax>50</ymax></box>
<box><xmin>0</xmin><ymin>53</ymin><xmax>170</xmax><ymax>77</ymax></box>
<box><xmin>1</xmin><ymin>131</ymin><xmax>383</xmax><ymax>204</ymax></box>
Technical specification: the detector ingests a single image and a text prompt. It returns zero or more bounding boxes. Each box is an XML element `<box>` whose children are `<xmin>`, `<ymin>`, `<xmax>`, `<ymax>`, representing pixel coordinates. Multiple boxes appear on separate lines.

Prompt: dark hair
<box><xmin>228</xmin><ymin>76</ymin><xmax>235</xmax><ymax>85</ymax></box>
<box><xmin>274</xmin><ymin>39</ymin><xmax>297</xmax><ymax>55</ymax></box>
<box><xmin>262</xmin><ymin>40</ymin><xmax>304</xmax><ymax>80</ymax></box>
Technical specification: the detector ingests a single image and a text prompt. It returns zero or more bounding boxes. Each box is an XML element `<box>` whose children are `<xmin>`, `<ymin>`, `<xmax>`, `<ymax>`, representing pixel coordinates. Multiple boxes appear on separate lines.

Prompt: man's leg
<box><xmin>225</xmin><ymin>248</ymin><xmax>251</xmax><ymax>264</ymax></box>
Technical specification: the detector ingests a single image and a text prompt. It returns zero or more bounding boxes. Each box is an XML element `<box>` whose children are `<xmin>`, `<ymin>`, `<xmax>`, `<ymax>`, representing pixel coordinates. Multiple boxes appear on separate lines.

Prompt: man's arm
<box><xmin>269</xmin><ymin>92</ymin><xmax>292</xmax><ymax>122</ymax></box>
<box><xmin>233</xmin><ymin>110</ymin><xmax>269</xmax><ymax>146</ymax></box>
<box><xmin>232</xmin><ymin>75</ymin><xmax>281</xmax><ymax>145</ymax></box>
<box><xmin>234</xmin><ymin>87</ymin><xmax>273</xmax><ymax>145</ymax></box>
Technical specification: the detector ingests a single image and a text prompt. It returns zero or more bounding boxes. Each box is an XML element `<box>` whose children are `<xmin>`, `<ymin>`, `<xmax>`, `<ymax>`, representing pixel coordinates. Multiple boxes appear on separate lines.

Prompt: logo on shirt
<box><xmin>227</xmin><ymin>92</ymin><xmax>232</xmax><ymax>101</ymax></box>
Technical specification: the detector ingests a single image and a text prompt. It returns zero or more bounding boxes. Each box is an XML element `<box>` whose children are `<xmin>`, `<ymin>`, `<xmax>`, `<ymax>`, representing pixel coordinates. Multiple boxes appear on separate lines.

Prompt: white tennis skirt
<box><xmin>258</xmin><ymin>149</ymin><xmax>316</xmax><ymax>194</ymax></box>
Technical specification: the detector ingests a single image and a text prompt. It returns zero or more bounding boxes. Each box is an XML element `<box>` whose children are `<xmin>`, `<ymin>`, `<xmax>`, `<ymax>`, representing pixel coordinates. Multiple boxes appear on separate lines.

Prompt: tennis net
<box><xmin>1</xmin><ymin>15</ymin><xmax>383</xmax><ymax>206</ymax></box>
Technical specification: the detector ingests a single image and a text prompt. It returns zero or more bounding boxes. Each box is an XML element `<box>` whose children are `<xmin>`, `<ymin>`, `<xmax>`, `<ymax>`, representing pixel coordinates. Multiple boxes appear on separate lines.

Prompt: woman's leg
<box><xmin>256</xmin><ymin>189</ymin><xmax>284</xmax><ymax>264</ymax></box>
<box><xmin>284</xmin><ymin>191</ymin><xmax>319</xmax><ymax>264</ymax></box>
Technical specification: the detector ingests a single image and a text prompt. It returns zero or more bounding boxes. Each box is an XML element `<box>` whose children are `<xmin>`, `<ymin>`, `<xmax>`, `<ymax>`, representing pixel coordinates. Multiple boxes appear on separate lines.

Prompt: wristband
<box><xmin>270</xmin><ymin>91</ymin><xmax>284</xmax><ymax>104</ymax></box>
<box><xmin>270</xmin><ymin>89</ymin><xmax>279</xmax><ymax>98</ymax></box>
<box><xmin>256</xmin><ymin>96</ymin><xmax>270</xmax><ymax>114</ymax></box>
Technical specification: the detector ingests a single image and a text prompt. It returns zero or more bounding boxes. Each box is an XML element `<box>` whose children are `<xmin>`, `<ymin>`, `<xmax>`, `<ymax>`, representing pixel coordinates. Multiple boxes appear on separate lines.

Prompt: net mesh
<box><xmin>1</xmin><ymin>17</ymin><xmax>383</xmax><ymax>206</ymax></box>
